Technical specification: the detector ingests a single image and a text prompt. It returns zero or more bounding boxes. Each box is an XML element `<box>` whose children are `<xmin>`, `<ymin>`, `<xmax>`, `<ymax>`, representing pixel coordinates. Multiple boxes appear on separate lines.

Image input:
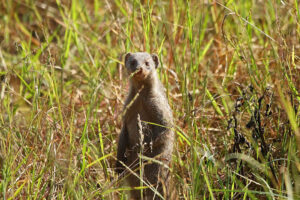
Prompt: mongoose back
<box><xmin>116</xmin><ymin>52</ymin><xmax>175</xmax><ymax>199</ymax></box>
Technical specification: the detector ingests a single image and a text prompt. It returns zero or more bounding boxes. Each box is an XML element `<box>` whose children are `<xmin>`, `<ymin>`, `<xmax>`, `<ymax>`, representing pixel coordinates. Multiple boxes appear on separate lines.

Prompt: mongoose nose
<box><xmin>129</xmin><ymin>59</ymin><xmax>140</xmax><ymax>72</ymax></box>
<box><xmin>131</xmin><ymin>59</ymin><xmax>137</xmax><ymax>67</ymax></box>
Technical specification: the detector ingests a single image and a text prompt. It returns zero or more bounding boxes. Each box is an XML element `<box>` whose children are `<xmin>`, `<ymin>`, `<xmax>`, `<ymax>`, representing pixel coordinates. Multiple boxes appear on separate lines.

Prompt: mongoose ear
<box><xmin>151</xmin><ymin>53</ymin><xmax>159</xmax><ymax>69</ymax></box>
<box><xmin>124</xmin><ymin>53</ymin><xmax>132</xmax><ymax>65</ymax></box>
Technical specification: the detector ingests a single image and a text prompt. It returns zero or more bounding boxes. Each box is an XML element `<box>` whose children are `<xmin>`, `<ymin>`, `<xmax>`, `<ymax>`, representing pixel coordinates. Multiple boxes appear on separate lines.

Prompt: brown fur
<box><xmin>116</xmin><ymin>52</ymin><xmax>175</xmax><ymax>199</ymax></box>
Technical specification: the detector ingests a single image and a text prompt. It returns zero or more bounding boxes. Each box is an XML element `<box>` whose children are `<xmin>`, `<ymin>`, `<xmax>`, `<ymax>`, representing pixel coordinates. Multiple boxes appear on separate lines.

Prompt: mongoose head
<box><xmin>124</xmin><ymin>52</ymin><xmax>159</xmax><ymax>84</ymax></box>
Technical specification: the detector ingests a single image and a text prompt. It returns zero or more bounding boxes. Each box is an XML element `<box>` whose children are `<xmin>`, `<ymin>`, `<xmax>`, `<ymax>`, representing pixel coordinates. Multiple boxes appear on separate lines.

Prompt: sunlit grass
<box><xmin>0</xmin><ymin>0</ymin><xmax>299</xmax><ymax>199</ymax></box>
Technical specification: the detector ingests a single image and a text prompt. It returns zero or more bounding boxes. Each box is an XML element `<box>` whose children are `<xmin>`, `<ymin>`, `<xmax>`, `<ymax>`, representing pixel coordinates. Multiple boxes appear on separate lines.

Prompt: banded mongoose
<box><xmin>116</xmin><ymin>52</ymin><xmax>175</xmax><ymax>199</ymax></box>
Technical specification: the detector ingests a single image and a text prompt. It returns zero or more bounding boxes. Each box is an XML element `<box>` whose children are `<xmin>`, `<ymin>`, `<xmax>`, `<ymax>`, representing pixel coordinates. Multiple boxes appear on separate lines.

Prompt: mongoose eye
<box><xmin>145</xmin><ymin>61</ymin><xmax>149</xmax><ymax>66</ymax></box>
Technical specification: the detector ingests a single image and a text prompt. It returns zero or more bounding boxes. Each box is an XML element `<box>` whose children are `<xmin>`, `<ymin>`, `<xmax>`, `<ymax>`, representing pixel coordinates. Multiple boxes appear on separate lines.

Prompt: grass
<box><xmin>0</xmin><ymin>0</ymin><xmax>299</xmax><ymax>199</ymax></box>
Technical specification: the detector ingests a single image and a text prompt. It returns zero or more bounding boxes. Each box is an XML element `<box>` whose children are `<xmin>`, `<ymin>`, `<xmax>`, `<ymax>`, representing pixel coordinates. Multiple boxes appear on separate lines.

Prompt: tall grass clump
<box><xmin>0</xmin><ymin>0</ymin><xmax>299</xmax><ymax>199</ymax></box>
